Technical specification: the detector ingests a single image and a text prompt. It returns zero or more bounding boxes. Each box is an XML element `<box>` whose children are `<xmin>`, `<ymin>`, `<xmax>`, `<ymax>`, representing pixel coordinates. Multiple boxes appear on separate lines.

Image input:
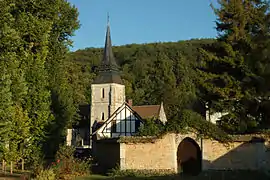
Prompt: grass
<box><xmin>78</xmin><ymin>170</ymin><xmax>270</xmax><ymax>180</ymax></box>
<box><xmin>76</xmin><ymin>174</ymin><xmax>108</xmax><ymax>180</ymax></box>
<box><xmin>0</xmin><ymin>170</ymin><xmax>269</xmax><ymax>180</ymax></box>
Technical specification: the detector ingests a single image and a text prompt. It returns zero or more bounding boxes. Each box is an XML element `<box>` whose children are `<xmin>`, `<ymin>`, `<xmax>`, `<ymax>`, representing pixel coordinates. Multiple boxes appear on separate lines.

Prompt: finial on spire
<box><xmin>107</xmin><ymin>12</ymin><xmax>110</xmax><ymax>26</ymax></box>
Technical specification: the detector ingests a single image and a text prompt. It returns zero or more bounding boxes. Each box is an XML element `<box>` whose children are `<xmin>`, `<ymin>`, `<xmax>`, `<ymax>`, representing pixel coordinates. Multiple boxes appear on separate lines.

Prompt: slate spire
<box><xmin>99</xmin><ymin>13</ymin><xmax>119</xmax><ymax>72</ymax></box>
<box><xmin>93</xmin><ymin>15</ymin><xmax>123</xmax><ymax>84</ymax></box>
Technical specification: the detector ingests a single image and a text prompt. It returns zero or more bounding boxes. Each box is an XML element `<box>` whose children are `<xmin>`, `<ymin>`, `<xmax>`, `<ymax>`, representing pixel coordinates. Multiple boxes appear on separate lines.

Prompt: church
<box><xmin>66</xmin><ymin>20</ymin><xmax>167</xmax><ymax>148</ymax></box>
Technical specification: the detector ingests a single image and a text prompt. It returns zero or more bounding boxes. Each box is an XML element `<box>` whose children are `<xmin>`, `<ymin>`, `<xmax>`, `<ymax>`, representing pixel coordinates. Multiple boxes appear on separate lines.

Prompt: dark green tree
<box><xmin>197</xmin><ymin>0</ymin><xmax>270</xmax><ymax>133</ymax></box>
<box><xmin>42</xmin><ymin>0</ymin><xmax>80</xmax><ymax>158</ymax></box>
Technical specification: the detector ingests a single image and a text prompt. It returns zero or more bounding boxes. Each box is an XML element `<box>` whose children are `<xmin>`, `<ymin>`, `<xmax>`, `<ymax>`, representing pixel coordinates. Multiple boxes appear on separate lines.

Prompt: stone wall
<box><xmin>120</xmin><ymin>133</ymin><xmax>270</xmax><ymax>172</ymax></box>
<box><xmin>120</xmin><ymin>134</ymin><xmax>177</xmax><ymax>173</ymax></box>
<box><xmin>202</xmin><ymin>139</ymin><xmax>270</xmax><ymax>170</ymax></box>
<box><xmin>93</xmin><ymin>133</ymin><xmax>270</xmax><ymax>173</ymax></box>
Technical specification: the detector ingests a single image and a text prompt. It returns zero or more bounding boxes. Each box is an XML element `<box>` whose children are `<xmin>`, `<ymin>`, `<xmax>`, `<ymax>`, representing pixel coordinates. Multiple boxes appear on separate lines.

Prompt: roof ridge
<box><xmin>132</xmin><ymin>105</ymin><xmax>160</xmax><ymax>107</ymax></box>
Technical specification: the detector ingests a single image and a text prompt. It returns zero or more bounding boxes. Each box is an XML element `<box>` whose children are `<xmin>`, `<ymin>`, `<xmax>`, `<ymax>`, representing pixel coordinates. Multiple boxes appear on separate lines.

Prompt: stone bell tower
<box><xmin>90</xmin><ymin>17</ymin><xmax>125</xmax><ymax>135</ymax></box>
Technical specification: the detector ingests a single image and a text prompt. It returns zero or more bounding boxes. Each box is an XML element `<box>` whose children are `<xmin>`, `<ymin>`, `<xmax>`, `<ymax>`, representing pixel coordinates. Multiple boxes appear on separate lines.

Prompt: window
<box><xmin>101</xmin><ymin>112</ymin><xmax>105</xmax><ymax>120</ymax></box>
<box><xmin>101</xmin><ymin>88</ymin><xmax>105</xmax><ymax>98</ymax></box>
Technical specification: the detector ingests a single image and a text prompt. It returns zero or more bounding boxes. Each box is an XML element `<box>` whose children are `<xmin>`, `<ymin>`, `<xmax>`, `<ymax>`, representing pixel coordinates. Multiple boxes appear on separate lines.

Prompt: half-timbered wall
<box><xmin>96</xmin><ymin>104</ymin><xmax>143</xmax><ymax>138</ymax></box>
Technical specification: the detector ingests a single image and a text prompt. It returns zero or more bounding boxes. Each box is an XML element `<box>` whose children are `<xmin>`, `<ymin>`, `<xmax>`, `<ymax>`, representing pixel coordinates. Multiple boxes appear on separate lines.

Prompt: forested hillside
<box><xmin>67</xmin><ymin>0</ymin><xmax>270</xmax><ymax>136</ymax></box>
<box><xmin>66</xmin><ymin>39</ymin><xmax>215</xmax><ymax>123</ymax></box>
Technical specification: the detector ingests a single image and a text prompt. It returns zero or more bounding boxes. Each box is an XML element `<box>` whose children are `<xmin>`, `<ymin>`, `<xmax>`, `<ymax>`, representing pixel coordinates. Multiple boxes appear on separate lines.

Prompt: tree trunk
<box><xmin>2</xmin><ymin>160</ymin><xmax>4</xmax><ymax>171</ymax></box>
<box><xmin>10</xmin><ymin>161</ymin><xmax>13</xmax><ymax>174</ymax></box>
<box><xmin>22</xmin><ymin>158</ymin><xmax>24</xmax><ymax>171</ymax></box>
<box><xmin>4</xmin><ymin>160</ymin><xmax>6</xmax><ymax>174</ymax></box>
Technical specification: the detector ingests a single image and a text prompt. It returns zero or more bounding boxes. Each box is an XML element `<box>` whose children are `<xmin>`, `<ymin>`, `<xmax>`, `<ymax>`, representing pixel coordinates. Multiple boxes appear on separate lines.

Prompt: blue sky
<box><xmin>68</xmin><ymin>0</ymin><xmax>219</xmax><ymax>51</ymax></box>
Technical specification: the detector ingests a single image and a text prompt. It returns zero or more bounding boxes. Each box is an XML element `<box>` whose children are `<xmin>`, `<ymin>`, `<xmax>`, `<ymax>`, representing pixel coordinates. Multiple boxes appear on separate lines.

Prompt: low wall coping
<box><xmin>94</xmin><ymin>132</ymin><xmax>270</xmax><ymax>144</ymax></box>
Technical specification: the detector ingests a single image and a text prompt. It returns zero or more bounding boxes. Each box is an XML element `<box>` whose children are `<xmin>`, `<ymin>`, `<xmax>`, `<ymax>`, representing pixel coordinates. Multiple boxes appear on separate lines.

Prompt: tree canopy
<box><xmin>197</xmin><ymin>0</ymin><xmax>270</xmax><ymax>133</ymax></box>
<box><xmin>0</xmin><ymin>0</ymin><xmax>79</xmax><ymax>166</ymax></box>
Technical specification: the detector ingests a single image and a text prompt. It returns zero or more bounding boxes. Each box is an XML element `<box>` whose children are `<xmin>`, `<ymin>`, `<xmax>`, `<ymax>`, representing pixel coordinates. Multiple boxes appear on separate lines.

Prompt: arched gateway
<box><xmin>177</xmin><ymin>137</ymin><xmax>202</xmax><ymax>175</ymax></box>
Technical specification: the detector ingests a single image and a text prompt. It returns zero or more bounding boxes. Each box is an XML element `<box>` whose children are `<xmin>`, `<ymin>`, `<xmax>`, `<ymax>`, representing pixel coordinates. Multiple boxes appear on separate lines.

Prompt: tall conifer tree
<box><xmin>198</xmin><ymin>0</ymin><xmax>270</xmax><ymax>133</ymax></box>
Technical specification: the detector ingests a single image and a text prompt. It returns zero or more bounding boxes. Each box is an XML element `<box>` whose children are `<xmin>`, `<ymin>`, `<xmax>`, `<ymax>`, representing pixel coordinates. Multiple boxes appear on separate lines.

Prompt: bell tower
<box><xmin>90</xmin><ymin>16</ymin><xmax>125</xmax><ymax>134</ymax></box>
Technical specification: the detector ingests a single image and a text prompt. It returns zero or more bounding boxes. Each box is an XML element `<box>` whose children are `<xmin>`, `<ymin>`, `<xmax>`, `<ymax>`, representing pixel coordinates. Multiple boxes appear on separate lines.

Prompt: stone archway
<box><xmin>177</xmin><ymin>137</ymin><xmax>202</xmax><ymax>175</ymax></box>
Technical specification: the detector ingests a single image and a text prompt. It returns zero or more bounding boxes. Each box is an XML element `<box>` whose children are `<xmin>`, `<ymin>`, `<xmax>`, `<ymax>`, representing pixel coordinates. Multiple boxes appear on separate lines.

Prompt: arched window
<box><xmin>101</xmin><ymin>88</ymin><xmax>105</xmax><ymax>98</ymax></box>
<box><xmin>101</xmin><ymin>112</ymin><xmax>105</xmax><ymax>120</ymax></box>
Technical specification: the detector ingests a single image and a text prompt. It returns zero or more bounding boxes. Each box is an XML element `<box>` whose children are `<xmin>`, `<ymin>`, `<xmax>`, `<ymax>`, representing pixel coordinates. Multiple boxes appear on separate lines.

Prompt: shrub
<box><xmin>32</xmin><ymin>158</ymin><xmax>47</xmax><ymax>179</ymax></box>
<box><xmin>137</xmin><ymin>117</ymin><xmax>165</xmax><ymax>136</ymax></box>
<box><xmin>108</xmin><ymin>165</ymin><xmax>174</xmax><ymax>177</ymax></box>
<box><xmin>52</xmin><ymin>145</ymin><xmax>91</xmax><ymax>179</ymax></box>
<box><xmin>35</xmin><ymin>168</ymin><xmax>56</xmax><ymax>180</ymax></box>
<box><xmin>166</xmin><ymin>109</ymin><xmax>231</xmax><ymax>143</ymax></box>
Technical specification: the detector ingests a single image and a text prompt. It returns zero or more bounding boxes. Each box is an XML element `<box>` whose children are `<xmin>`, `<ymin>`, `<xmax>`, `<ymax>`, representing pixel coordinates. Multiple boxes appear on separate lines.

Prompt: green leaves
<box><xmin>0</xmin><ymin>0</ymin><xmax>80</xmax><ymax>165</ymax></box>
<box><xmin>137</xmin><ymin>118</ymin><xmax>165</xmax><ymax>137</ymax></box>
<box><xmin>197</xmin><ymin>0</ymin><xmax>270</xmax><ymax>133</ymax></box>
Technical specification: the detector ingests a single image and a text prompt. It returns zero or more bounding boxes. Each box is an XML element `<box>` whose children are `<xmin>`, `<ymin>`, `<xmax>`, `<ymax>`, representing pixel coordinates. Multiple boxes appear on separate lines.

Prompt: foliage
<box><xmin>35</xmin><ymin>168</ymin><xmax>56</xmax><ymax>180</ymax></box>
<box><xmin>43</xmin><ymin>0</ymin><xmax>80</xmax><ymax>159</ymax></box>
<box><xmin>166</xmin><ymin>110</ymin><xmax>231</xmax><ymax>143</ymax></box>
<box><xmin>33</xmin><ymin>145</ymin><xmax>90</xmax><ymax>179</ymax></box>
<box><xmin>0</xmin><ymin>0</ymin><xmax>31</xmax><ymax>164</ymax></box>
<box><xmin>108</xmin><ymin>164</ymin><xmax>174</xmax><ymax>177</ymax></box>
<box><xmin>197</xmin><ymin>0</ymin><xmax>270</xmax><ymax>134</ymax></box>
<box><xmin>137</xmin><ymin>118</ymin><xmax>165</xmax><ymax>137</ymax></box>
<box><xmin>52</xmin><ymin>145</ymin><xmax>90</xmax><ymax>179</ymax></box>
<box><xmin>67</xmin><ymin>39</ymin><xmax>213</xmax><ymax>116</ymax></box>
<box><xmin>118</xmin><ymin>136</ymin><xmax>158</xmax><ymax>144</ymax></box>
<box><xmin>1</xmin><ymin>105</ymin><xmax>31</xmax><ymax>163</ymax></box>
<box><xmin>0</xmin><ymin>0</ymin><xmax>80</xmax><ymax>167</ymax></box>
<box><xmin>82</xmin><ymin>170</ymin><xmax>270</xmax><ymax>180</ymax></box>
<box><xmin>109</xmin><ymin>169</ymin><xmax>174</xmax><ymax>178</ymax></box>
<box><xmin>107</xmin><ymin>169</ymin><xmax>270</xmax><ymax>179</ymax></box>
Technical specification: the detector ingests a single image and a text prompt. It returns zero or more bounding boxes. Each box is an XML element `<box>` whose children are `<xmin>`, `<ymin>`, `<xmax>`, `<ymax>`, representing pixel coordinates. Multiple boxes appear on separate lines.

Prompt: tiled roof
<box><xmin>132</xmin><ymin>105</ymin><xmax>161</xmax><ymax>119</ymax></box>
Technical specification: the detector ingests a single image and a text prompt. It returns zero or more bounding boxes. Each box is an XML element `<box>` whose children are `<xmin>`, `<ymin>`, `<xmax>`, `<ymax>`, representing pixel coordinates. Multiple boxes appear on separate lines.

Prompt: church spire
<box><xmin>107</xmin><ymin>12</ymin><xmax>110</xmax><ymax>26</ymax></box>
<box><xmin>99</xmin><ymin>13</ymin><xmax>119</xmax><ymax>72</ymax></box>
<box><xmin>93</xmin><ymin>15</ymin><xmax>122</xmax><ymax>84</ymax></box>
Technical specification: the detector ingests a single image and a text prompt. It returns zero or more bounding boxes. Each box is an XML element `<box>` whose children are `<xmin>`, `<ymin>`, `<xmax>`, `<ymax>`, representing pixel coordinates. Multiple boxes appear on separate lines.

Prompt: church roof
<box><xmin>93</xmin><ymin>17</ymin><xmax>123</xmax><ymax>84</ymax></box>
<box><xmin>132</xmin><ymin>105</ymin><xmax>161</xmax><ymax>119</ymax></box>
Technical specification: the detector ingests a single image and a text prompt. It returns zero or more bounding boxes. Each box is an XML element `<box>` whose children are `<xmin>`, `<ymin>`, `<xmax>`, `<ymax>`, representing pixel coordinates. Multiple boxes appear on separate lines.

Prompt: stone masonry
<box><xmin>94</xmin><ymin>133</ymin><xmax>270</xmax><ymax>173</ymax></box>
<box><xmin>90</xmin><ymin>83</ymin><xmax>125</xmax><ymax>132</ymax></box>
